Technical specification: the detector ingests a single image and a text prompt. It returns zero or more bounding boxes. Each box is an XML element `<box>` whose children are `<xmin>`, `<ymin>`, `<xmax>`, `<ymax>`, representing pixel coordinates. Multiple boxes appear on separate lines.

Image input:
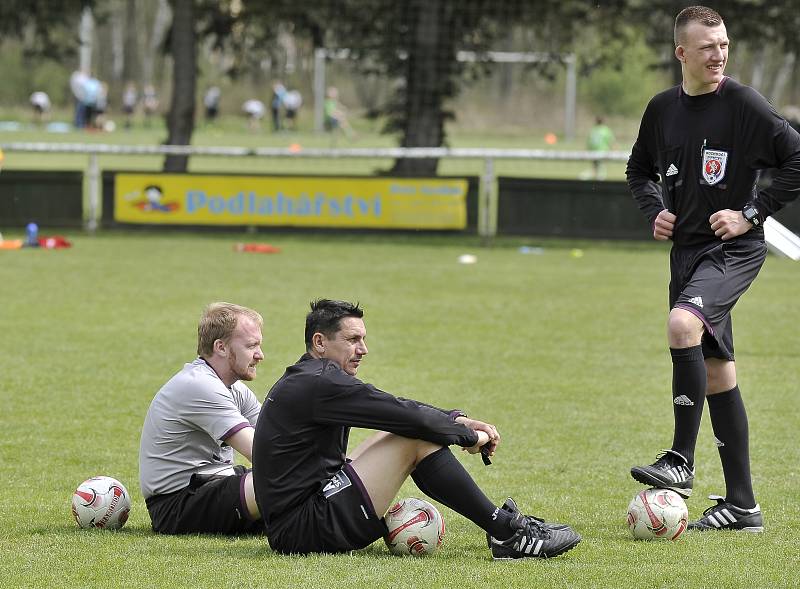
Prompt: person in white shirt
<box><xmin>139</xmin><ymin>302</ymin><xmax>266</xmax><ymax>534</ymax></box>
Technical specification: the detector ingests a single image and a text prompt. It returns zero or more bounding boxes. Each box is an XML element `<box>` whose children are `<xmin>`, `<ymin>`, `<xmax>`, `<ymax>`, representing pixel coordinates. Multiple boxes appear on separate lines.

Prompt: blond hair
<box><xmin>197</xmin><ymin>302</ymin><xmax>263</xmax><ymax>357</ymax></box>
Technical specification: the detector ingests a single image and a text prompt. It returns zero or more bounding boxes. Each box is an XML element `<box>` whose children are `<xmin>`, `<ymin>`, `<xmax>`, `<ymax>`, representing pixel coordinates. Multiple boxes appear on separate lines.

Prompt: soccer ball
<box><xmin>384</xmin><ymin>497</ymin><xmax>445</xmax><ymax>556</ymax></box>
<box><xmin>71</xmin><ymin>476</ymin><xmax>131</xmax><ymax>530</ymax></box>
<box><xmin>627</xmin><ymin>488</ymin><xmax>688</xmax><ymax>541</ymax></box>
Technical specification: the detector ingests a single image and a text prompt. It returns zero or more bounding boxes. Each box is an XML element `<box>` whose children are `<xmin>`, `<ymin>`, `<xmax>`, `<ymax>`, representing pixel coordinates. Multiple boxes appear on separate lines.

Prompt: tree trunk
<box><xmin>122</xmin><ymin>0</ymin><xmax>140</xmax><ymax>84</ymax></box>
<box><xmin>750</xmin><ymin>46</ymin><xmax>766</xmax><ymax>92</ymax></box>
<box><xmin>770</xmin><ymin>51</ymin><xmax>795</xmax><ymax>107</ymax></box>
<box><xmin>163</xmin><ymin>0</ymin><xmax>196</xmax><ymax>172</ymax></box>
<box><xmin>111</xmin><ymin>0</ymin><xmax>124</xmax><ymax>81</ymax></box>
<box><xmin>143</xmin><ymin>0</ymin><xmax>172</xmax><ymax>85</ymax></box>
<box><xmin>79</xmin><ymin>5</ymin><xmax>94</xmax><ymax>73</ymax></box>
<box><xmin>669</xmin><ymin>46</ymin><xmax>682</xmax><ymax>87</ymax></box>
<box><xmin>391</xmin><ymin>0</ymin><xmax>451</xmax><ymax>176</ymax></box>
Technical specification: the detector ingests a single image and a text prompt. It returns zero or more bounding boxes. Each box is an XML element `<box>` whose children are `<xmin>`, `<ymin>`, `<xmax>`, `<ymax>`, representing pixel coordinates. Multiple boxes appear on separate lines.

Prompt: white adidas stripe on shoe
<box><xmin>688</xmin><ymin>495</ymin><xmax>764</xmax><ymax>533</ymax></box>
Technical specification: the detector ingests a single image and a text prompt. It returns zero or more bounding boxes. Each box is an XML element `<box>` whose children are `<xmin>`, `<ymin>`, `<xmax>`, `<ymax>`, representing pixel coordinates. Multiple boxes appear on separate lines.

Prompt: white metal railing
<box><xmin>0</xmin><ymin>142</ymin><xmax>631</xmax><ymax>238</ymax></box>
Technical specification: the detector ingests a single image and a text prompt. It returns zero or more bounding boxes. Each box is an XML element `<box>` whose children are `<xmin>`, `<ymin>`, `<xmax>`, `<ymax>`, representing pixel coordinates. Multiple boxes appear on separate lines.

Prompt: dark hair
<box><xmin>674</xmin><ymin>6</ymin><xmax>723</xmax><ymax>46</ymax></box>
<box><xmin>305</xmin><ymin>299</ymin><xmax>364</xmax><ymax>350</ymax></box>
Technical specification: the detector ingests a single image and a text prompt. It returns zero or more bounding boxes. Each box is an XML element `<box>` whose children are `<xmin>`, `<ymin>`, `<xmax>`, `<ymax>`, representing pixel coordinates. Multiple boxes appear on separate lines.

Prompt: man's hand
<box><xmin>457</xmin><ymin>416</ymin><xmax>500</xmax><ymax>459</ymax></box>
<box><xmin>710</xmin><ymin>209</ymin><xmax>752</xmax><ymax>241</ymax></box>
<box><xmin>653</xmin><ymin>209</ymin><xmax>676</xmax><ymax>240</ymax></box>
<box><xmin>465</xmin><ymin>430</ymin><xmax>491</xmax><ymax>455</ymax></box>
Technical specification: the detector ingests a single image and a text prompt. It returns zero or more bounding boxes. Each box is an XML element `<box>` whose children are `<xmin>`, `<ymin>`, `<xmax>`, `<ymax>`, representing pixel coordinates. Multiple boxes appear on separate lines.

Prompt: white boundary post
<box><xmin>479</xmin><ymin>156</ymin><xmax>496</xmax><ymax>245</ymax></box>
<box><xmin>564</xmin><ymin>53</ymin><xmax>577</xmax><ymax>141</ymax></box>
<box><xmin>86</xmin><ymin>152</ymin><xmax>99</xmax><ymax>233</ymax></box>
<box><xmin>313</xmin><ymin>48</ymin><xmax>326</xmax><ymax>133</ymax></box>
<box><xmin>79</xmin><ymin>7</ymin><xmax>94</xmax><ymax>73</ymax></box>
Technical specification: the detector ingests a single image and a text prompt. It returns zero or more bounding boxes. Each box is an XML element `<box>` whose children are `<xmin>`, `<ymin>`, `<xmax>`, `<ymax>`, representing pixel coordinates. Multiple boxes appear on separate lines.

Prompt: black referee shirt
<box><xmin>252</xmin><ymin>353</ymin><xmax>479</xmax><ymax>528</ymax></box>
<box><xmin>627</xmin><ymin>76</ymin><xmax>800</xmax><ymax>247</ymax></box>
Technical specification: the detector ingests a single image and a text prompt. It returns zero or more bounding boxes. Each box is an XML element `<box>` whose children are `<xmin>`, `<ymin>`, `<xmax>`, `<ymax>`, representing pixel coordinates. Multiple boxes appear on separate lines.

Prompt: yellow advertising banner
<box><xmin>114</xmin><ymin>174</ymin><xmax>467</xmax><ymax>229</ymax></box>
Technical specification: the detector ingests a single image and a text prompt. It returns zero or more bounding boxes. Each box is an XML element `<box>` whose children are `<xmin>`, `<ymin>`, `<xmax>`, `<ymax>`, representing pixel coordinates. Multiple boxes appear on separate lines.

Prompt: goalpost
<box><xmin>312</xmin><ymin>48</ymin><xmax>578</xmax><ymax>140</ymax></box>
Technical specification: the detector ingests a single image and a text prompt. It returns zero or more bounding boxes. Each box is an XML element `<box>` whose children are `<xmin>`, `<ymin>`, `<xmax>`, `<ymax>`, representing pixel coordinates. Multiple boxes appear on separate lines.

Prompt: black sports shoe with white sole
<box><xmin>630</xmin><ymin>449</ymin><xmax>694</xmax><ymax>498</ymax></box>
<box><xmin>489</xmin><ymin>511</ymin><xmax>580</xmax><ymax>559</ymax></box>
<box><xmin>485</xmin><ymin>498</ymin><xmax>570</xmax><ymax>548</ymax></box>
<box><xmin>687</xmin><ymin>495</ymin><xmax>763</xmax><ymax>532</ymax></box>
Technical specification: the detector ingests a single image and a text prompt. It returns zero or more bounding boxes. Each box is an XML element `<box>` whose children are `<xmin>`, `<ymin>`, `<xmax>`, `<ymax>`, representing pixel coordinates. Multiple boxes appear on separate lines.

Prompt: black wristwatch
<box><xmin>742</xmin><ymin>203</ymin><xmax>761</xmax><ymax>227</ymax></box>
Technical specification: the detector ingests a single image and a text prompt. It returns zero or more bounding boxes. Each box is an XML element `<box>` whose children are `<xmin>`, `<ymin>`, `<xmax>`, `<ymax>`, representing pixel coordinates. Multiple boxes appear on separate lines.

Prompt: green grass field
<box><xmin>0</xmin><ymin>231</ymin><xmax>797</xmax><ymax>588</ymax></box>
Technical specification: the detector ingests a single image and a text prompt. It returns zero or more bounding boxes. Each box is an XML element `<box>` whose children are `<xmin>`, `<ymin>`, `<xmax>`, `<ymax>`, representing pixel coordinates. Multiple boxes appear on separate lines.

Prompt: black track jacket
<box><xmin>627</xmin><ymin>76</ymin><xmax>800</xmax><ymax>247</ymax></box>
<box><xmin>252</xmin><ymin>353</ymin><xmax>479</xmax><ymax>528</ymax></box>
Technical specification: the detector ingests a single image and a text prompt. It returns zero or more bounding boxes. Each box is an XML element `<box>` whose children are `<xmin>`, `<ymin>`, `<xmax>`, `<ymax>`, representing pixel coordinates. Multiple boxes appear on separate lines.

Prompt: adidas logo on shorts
<box><xmin>688</xmin><ymin>296</ymin><xmax>704</xmax><ymax>308</ymax></box>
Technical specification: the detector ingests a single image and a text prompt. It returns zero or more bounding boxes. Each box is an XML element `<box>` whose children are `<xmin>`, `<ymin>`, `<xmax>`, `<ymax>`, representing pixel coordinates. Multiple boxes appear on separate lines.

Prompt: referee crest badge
<box><xmin>702</xmin><ymin>149</ymin><xmax>728</xmax><ymax>185</ymax></box>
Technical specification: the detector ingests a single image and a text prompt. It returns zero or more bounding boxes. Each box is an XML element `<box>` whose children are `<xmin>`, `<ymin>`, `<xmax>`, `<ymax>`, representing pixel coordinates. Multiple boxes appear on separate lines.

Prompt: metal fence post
<box><xmin>86</xmin><ymin>152</ymin><xmax>99</xmax><ymax>233</ymax></box>
<box><xmin>565</xmin><ymin>53</ymin><xmax>577</xmax><ymax>141</ymax></box>
<box><xmin>313</xmin><ymin>48</ymin><xmax>326</xmax><ymax>133</ymax></box>
<box><xmin>479</xmin><ymin>156</ymin><xmax>497</xmax><ymax>246</ymax></box>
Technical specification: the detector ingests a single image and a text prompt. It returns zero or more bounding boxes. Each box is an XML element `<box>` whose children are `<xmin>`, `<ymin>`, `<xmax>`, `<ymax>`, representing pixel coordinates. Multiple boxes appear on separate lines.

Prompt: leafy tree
<box><xmin>0</xmin><ymin>0</ymin><xmax>92</xmax><ymax>105</ymax></box>
<box><xmin>0</xmin><ymin>0</ymin><xmax>90</xmax><ymax>58</ymax></box>
<box><xmin>626</xmin><ymin>0</ymin><xmax>800</xmax><ymax>85</ymax></box>
<box><xmin>254</xmin><ymin>0</ymin><xmax>630</xmax><ymax>174</ymax></box>
<box><xmin>574</xmin><ymin>21</ymin><xmax>670</xmax><ymax>119</ymax></box>
<box><xmin>119</xmin><ymin>0</ymin><xmax>800</xmax><ymax>174</ymax></box>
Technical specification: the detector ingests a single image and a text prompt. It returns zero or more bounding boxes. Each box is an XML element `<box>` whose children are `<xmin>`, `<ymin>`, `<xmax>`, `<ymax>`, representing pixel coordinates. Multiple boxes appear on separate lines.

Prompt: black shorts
<box><xmin>146</xmin><ymin>465</ymin><xmax>264</xmax><ymax>535</ymax></box>
<box><xmin>669</xmin><ymin>237</ymin><xmax>767</xmax><ymax>360</ymax></box>
<box><xmin>267</xmin><ymin>463</ymin><xmax>387</xmax><ymax>554</ymax></box>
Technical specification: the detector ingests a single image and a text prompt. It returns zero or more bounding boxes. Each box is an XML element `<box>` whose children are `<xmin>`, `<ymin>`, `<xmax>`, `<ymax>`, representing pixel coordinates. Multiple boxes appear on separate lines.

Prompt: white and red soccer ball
<box><xmin>627</xmin><ymin>488</ymin><xmax>688</xmax><ymax>541</ymax></box>
<box><xmin>71</xmin><ymin>476</ymin><xmax>131</xmax><ymax>530</ymax></box>
<box><xmin>384</xmin><ymin>497</ymin><xmax>445</xmax><ymax>556</ymax></box>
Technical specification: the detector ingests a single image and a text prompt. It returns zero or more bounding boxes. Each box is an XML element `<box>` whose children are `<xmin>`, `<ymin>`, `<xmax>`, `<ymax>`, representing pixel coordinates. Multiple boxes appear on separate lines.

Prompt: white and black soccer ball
<box><xmin>384</xmin><ymin>497</ymin><xmax>445</xmax><ymax>556</ymax></box>
<box><xmin>627</xmin><ymin>488</ymin><xmax>688</xmax><ymax>541</ymax></box>
<box><xmin>71</xmin><ymin>476</ymin><xmax>131</xmax><ymax>530</ymax></box>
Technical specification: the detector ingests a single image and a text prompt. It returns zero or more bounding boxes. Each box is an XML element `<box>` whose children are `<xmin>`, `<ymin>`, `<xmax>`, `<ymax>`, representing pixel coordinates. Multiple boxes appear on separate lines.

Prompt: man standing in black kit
<box><xmin>626</xmin><ymin>5</ymin><xmax>800</xmax><ymax>532</ymax></box>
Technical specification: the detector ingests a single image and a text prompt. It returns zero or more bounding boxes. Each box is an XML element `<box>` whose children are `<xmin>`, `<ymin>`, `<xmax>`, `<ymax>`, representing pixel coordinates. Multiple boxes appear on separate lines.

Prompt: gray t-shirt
<box><xmin>139</xmin><ymin>358</ymin><xmax>261</xmax><ymax>499</ymax></box>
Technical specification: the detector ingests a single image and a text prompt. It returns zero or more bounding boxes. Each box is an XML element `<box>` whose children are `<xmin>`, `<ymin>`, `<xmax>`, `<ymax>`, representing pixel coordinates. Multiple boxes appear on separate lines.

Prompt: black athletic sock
<box><xmin>411</xmin><ymin>447</ymin><xmax>514</xmax><ymax>539</ymax></box>
<box><xmin>669</xmin><ymin>345</ymin><xmax>706</xmax><ymax>465</ymax></box>
<box><xmin>707</xmin><ymin>386</ymin><xmax>756</xmax><ymax>509</ymax></box>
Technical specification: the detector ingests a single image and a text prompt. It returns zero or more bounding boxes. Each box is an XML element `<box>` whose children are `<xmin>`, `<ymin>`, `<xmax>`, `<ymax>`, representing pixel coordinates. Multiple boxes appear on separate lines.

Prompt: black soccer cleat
<box><xmin>485</xmin><ymin>497</ymin><xmax>571</xmax><ymax>547</ymax></box>
<box><xmin>630</xmin><ymin>449</ymin><xmax>695</xmax><ymax>498</ymax></box>
<box><xmin>489</xmin><ymin>511</ymin><xmax>581</xmax><ymax>560</ymax></box>
<box><xmin>687</xmin><ymin>495</ymin><xmax>763</xmax><ymax>533</ymax></box>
